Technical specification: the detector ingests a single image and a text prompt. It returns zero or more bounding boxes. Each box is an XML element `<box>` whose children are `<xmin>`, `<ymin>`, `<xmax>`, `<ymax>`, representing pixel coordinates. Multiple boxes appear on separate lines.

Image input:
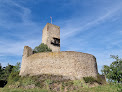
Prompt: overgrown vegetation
<box><xmin>0</xmin><ymin>88</ymin><xmax>48</xmax><ymax>92</ymax></box>
<box><xmin>0</xmin><ymin>63</ymin><xmax>14</xmax><ymax>87</ymax></box>
<box><xmin>101</xmin><ymin>55</ymin><xmax>122</xmax><ymax>83</ymax></box>
<box><xmin>1</xmin><ymin>83</ymin><xmax>122</xmax><ymax>92</ymax></box>
<box><xmin>0</xmin><ymin>64</ymin><xmax>13</xmax><ymax>81</ymax></box>
<box><xmin>83</xmin><ymin>76</ymin><xmax>96</xmax><ymax>84</ymax></box>
<box><xmin>83</xmin><ymin>74</ymin><xmax>106</xmax><ymax>85</ymax></box>
<box><xmin>33</xmin><ymin>43</ymin><xmax>52</xmax><ymax>53</ymax></box>
<box><xmin>0</xmin><ymin>62</ymin><xmax>21</xmax><ymax>87</ymax></box>
<box><xmin>4</xmin><ymin>72</ymin><xmax>107</xmax><ymax>92</ymax></box>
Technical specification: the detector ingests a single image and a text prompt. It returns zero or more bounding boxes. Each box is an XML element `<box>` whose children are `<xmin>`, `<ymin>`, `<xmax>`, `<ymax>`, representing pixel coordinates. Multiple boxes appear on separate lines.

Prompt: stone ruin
<box><xmin>19</xmin><ymin>23</ymin><xmax>98</xmax><ymax>80</ymax></box>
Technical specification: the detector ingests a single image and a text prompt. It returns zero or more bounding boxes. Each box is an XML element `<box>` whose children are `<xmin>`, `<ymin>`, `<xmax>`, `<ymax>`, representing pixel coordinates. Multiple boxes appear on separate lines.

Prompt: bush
<box><xmin>33</xmin><ymin>43</ymin><xmax>52</xmax><ymax>53</ymax></box>
<box><xmin>83</xmin><ymin>76</ymin><xmax>96</xmax><ymax>84</ymax></box>
<box><xmin>96</xmin><ymin>74</ymin><xmax>106</xmax><ymax>84</ymax></box>
<box><xmin>21</xmin><ymin>77</ymin><xmax>36</xmax><ymax>86</ymax></box>
<box><xmin>7</xmin><ymin>72</ymin><xmax>20</xmax><ymax>84</ymax></box>
<box><xmin>7</xmin><ymin>62</ymin><xmax>21</xmax><ymax>85</ymax></box>
<box><xmin>73</xmin><ymin>80</ymin><xmax>81</xmax><ymax>87</ymax></box>
<box><xmin>0</xmin><ymin>64</ymin><xmax>14</xmax><ymax>81</ymax></box>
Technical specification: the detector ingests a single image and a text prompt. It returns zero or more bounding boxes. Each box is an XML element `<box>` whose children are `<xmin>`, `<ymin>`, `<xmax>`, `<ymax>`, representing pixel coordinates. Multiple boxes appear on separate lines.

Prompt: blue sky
<box><xmin>0</xmin><ymin>0</ymin><xmax>122</xmax><ymax>73</ymax></box>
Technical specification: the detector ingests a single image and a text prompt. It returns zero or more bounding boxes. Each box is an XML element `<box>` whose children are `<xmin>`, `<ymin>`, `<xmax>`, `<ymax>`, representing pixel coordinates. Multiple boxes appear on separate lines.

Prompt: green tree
<box><xmin>101</xmin><ymin>55</ymin><xmax>122</xmax><ymax>83</ymax></box>
<box><xmin>8</xmin><ymin>62</ymin><xmax>21</xmax><ymax>84</ymax></box>
<box><xmin>0</xmin><ymin>63</ymin><xmax>3</xmax><ymax>79</ymax></box>
<box><xmin>0</xmin><ymin>64</ymin><xmax>14</xmax><ymax>81</ymax></box>
<box><xmin>33</xmin><ymin>43</ymin><xmax>52</xmax><ymax>53</ymax></box>
<box><xmin>0</xmin><ymin>62</ymin><xmax>20</xmax><ymax>81</ymax></box>
<box><xmin>12</xmin><ymin>62</ymin><xmax>21</xmax><ymax>72</ymax></box>
<box><xmin>0</xmin><ymin>63</ymin><xmax>2</xmax><ymax>73</ymax></box>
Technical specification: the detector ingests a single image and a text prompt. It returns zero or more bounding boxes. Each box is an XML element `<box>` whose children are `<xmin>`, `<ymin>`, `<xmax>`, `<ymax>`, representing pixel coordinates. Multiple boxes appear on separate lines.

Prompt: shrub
<box><xmin>96</xmin><ymin>74</ymin><xmax>106</xmax><ymax>84</ymax></box>
<box><xmin>33</xmin><ymin>43</ymin><xmax>52</xmax><ymax>53</ymax></box>
<box><xmin>44</xmin><ymin>79</ymin><xmax>52</xmax><ymax>91</ymax></box>
<box><xmin>7</xmin><ymin>71</ymin><xmax>20</xmax><ymax>84</ymax></box>
<box><xmin>83</xmin><ymin>76</ymin><xmax>96</xmax><ymax>84</ymax></box>
<box><xmin>73</xmin><ymin>80</ymin><xmax>81</xmax><ymax>87</ymax></box>
<box><xmin>21</xmin><ymin>77</ymin><xmax>36</xmax><ymax>86</ymax></box>
<box><xmin>7</xmin><ymin>62</ymin><xmax>21</xmax><ymax>85</ymax></box>
<box><xmin>0</xmin><ymin>64</ymin><xmax>14</xmax><ymax>81</ymax></box>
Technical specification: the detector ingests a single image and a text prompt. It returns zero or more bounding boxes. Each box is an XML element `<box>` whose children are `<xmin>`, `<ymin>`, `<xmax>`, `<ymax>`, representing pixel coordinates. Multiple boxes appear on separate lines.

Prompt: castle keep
<box><xmin>20</xmin><ymin>23</ymin><xmax>98</xmax><ymax>80</ymax></box>
<box><xmin>42</xmin><ymin>23</ymin><xmax>60</xmax><ymax>52</ymax></box>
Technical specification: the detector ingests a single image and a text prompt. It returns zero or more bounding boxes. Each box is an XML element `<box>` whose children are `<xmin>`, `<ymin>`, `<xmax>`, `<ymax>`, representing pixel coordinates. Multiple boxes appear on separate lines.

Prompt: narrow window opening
<box><xmin>51</xmin><ymin>37</ymin><xmax>60</xmax><ymax>47</ymax></box>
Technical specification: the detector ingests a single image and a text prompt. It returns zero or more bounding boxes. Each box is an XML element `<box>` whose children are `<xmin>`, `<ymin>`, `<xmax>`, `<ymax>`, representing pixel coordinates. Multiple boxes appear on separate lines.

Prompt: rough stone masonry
<box><xmin>19</xmin><ymin>23</ymin><xmax>98</xmax><ymax>80</ymax></box>
<box><xmin>42</xmin><ymin>23</ymin><xmax>60</xmax><ymax>52</ymax></box>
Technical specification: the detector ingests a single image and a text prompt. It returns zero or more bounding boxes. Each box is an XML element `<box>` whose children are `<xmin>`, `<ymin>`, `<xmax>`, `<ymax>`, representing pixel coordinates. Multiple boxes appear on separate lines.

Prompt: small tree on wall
<box><xmin>33</xmin><ymin>43</ymin><xmax>52</xmax><ymax>53</ymax></box>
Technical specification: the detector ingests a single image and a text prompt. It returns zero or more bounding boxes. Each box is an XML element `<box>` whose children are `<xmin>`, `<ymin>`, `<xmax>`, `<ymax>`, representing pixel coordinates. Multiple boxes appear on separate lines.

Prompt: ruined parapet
<box><xmin>22</xmin><ymin>46</ymin><xmax>33</xmax><ymax>58</ymax></box>
<box><xmin>20</xmin><ymin>51</ymin><xmax>98</xmax><ymax>79</ymax></box>
<box><xmin>19</xmin><ymin>46</ymin><xmax>33</xmax><ymax>76</ymax></box>
<box><xmin>42</xmin><ymin>23</ymin><xmax>60</xmax><ymax>52</ymax></box>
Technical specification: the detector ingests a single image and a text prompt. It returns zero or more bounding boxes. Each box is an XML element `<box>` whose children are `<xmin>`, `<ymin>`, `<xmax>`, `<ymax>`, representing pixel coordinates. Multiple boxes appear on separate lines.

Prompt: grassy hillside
<box><xmin>0</xmin><ymin>73</ymin><xmax>121</xmax><ymax>92</ymax></box>
<box><xmin>0</xmin><ymin>84</ymin><xmax>122</xmax><ymax>92</ymax></box>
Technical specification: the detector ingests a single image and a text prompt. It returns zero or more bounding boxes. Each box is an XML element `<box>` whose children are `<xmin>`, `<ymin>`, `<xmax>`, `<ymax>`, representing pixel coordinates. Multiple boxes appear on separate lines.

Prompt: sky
<box><xmin>0</xmin><ymin>0</ymin><xmax>122</xmax><ymax>73</ymax></box>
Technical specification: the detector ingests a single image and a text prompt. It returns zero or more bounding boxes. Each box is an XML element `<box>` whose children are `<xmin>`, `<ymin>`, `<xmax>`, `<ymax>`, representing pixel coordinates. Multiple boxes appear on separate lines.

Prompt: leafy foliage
<box><xmin>21</xmin><ymin>77</ymin><xmax>36</xmax><ymax>86</ymax></box>
<box><xmin>83</xmin><ymin>74</ymin><xmax>106</xmax><ymax>85</ymax></box>
<box><xmin>33</xmin><ymin>43</ymin><xmax>52</xmax><ymax>53</ymax></box>
<box><xmin>0</xmin><ymin>64</ymin><xmax>14</xmax><ymax>81</ymax></box>
<box><xmin>101</xmin><ymin>55</ymin><xmax>122</xmax><ymax>83</ymax></box>
<box><xmin>83</xmin><ymin>76</ymin><xmax>96</xmax><ymax>84</ymax></box>
<box><xmin>7</xmin><ymin>62</ymin><xmax>21</xmax><ymax>84</ymax></box>
<box><xmin>7</xmin><ymin>72</ymin><xmax>20</xmax><ymax>84</ymax></box>
<box><xmin>73</xmin><ymin>80</ymin><xmax>81</xmax><ymax>87</ymax></box>
<box><xmin>96</xmin><ymin>74</ymin><xmax>106</xmax><ymax>84</ymax></box>
<box><xmin>0</xmin><ymin>62</ymin><xmax>21</xmax><ymax>88</ymax></box>
<box><xmin>12</xmin><ymin>62</ymin><xmax>21</xmax><ymax>73</ymax></box>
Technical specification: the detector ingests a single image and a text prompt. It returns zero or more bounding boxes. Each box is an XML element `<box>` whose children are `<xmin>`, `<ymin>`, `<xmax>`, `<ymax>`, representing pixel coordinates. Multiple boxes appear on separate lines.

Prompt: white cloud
<box><xmin>0</xmin><ymin>0</ymin><xmax>42</xmax><ymax>56</ymax></box>
<box><xmin>60</xmin><ymin>3</ymin><xmax>122</xmax><ymax>40</ymax></box>
<box><xmin>0</xmin><ymin>39</ymin><xmax>41</xmax><ymax>56</ymax></box>
<box><xmin>56</xmin><ymin>1</ymin><xmax>122</xmax><ymax>74</ymax></box>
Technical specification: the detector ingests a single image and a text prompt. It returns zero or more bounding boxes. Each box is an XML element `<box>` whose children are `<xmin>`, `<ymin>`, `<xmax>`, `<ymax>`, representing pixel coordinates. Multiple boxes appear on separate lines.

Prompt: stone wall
<box><xmin>20</xmin><ymin>46</ymin><xmax>98</xmax><ymax>80</ymax></box>
<box><xmin>42</xmin><ymin>23</ymin><xmax>60</xmax><ymax>52</ymax></box>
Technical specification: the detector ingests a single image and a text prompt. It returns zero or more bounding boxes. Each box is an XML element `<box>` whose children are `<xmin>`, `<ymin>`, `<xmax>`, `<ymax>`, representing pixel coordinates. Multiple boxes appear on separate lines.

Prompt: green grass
<box><xmin>2</xmin><ymin>73</ymin><xmax>121</xmax><ymax>92</ymax></box>
<box><xmin>0</xmin><ymin>88</ymin><xmax>48</xmax><ymax>92</ymax></box>
<box><xmin>0</xmin><ymin>84</ymin><xmax>121</xmax><ymax>92</ymax></box>
<box><xmin>84</xmin><ymin>84</ymin><xmax>122</xmax><ymax>92</ymax></box>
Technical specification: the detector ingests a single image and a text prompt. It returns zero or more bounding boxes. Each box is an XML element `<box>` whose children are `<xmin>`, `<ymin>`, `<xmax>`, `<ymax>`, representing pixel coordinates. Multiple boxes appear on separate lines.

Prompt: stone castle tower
<box><xmin>20</xmin><ymin>23</ymin><xmax>98</xmax><ymax>80</ymax></box>
<box><xmin>42</xmin><ymin>23</ymin><xmax>60</xmax><ymax>52</ymax></box>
